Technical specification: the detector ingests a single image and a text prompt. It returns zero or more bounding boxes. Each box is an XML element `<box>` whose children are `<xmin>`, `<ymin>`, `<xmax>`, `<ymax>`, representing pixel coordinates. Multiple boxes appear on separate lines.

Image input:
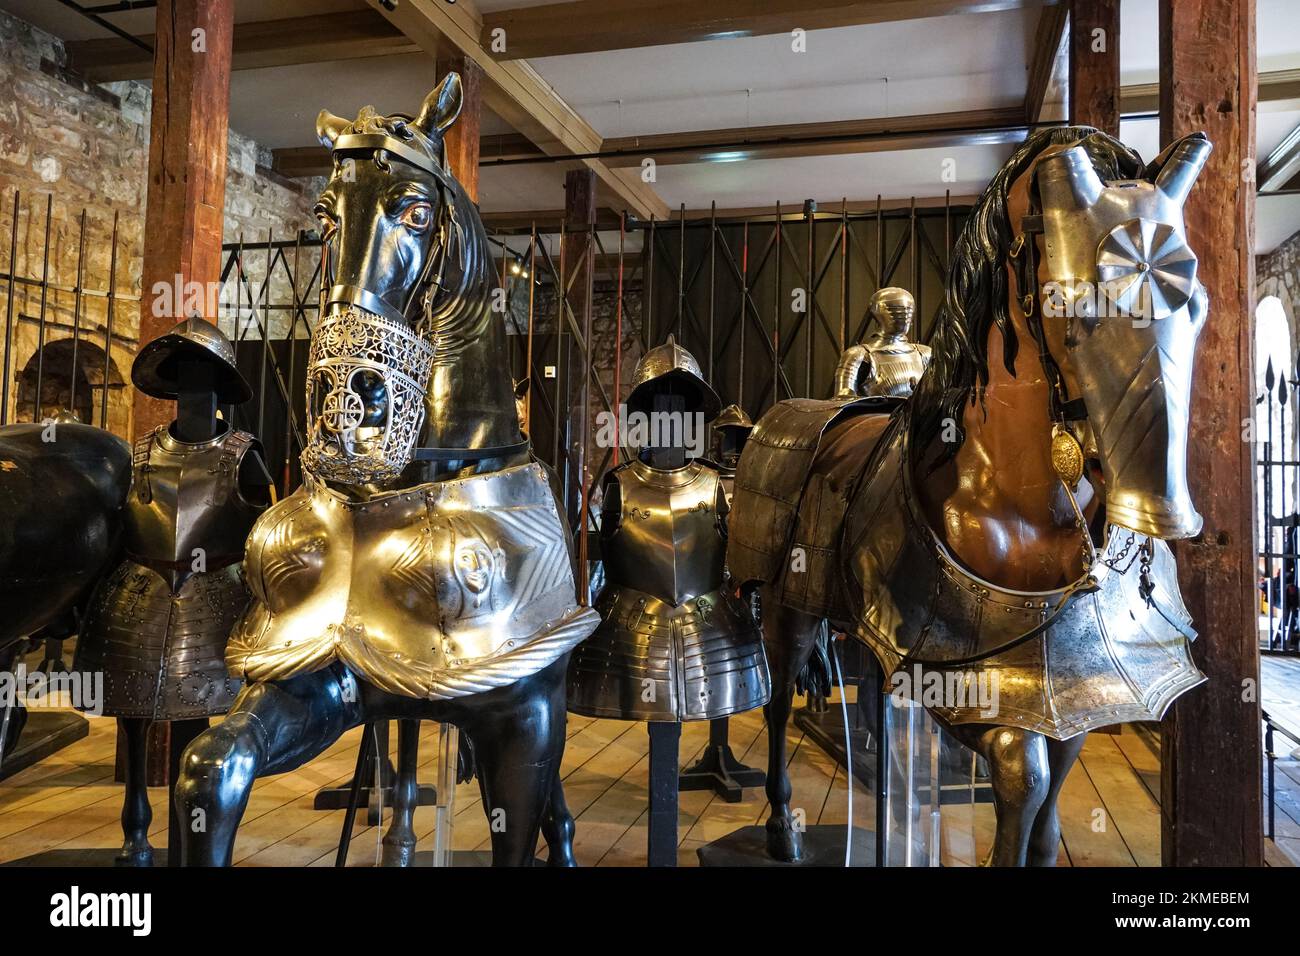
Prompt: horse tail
<box><xmin>795</xmin><ymin>618</ymin><xmax>833</xmax><ymax>698</ymax></box>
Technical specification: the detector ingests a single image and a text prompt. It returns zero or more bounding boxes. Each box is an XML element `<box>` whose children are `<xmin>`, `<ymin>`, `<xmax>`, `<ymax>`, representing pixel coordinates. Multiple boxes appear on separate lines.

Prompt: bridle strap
<box><xmin>412</xmin><ymin>439</ymin><xmax>530</xmax><ymax>462</ymax></box>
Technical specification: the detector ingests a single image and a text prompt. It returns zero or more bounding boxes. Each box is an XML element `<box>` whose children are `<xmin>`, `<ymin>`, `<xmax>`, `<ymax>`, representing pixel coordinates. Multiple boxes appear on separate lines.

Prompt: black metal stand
<box><xmin>0</xmin><ymin>710</ymin><xmax>88</xmax><ymax>781</ymax></box>
<box><xmin>678</xmin><ymin>717</ymin><xmax>764</xmax><ymax>802</ymax></box>
<box><xmin>647</xmin><ymin>721</ymin><xmax>681</xmax><ymax>867</ymax></box>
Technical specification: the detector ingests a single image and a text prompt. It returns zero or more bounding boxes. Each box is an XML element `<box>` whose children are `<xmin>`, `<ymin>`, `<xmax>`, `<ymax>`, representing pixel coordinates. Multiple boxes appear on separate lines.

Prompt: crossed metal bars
<box><xmin>0</xmin><ymin>189</ymin><xmax>126</xmax><ymax>429</ymax></box>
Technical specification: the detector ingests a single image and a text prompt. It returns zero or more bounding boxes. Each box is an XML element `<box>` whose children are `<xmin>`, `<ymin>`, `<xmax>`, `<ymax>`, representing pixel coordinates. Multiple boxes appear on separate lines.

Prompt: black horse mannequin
<box><xmin>174</xmin><ymin>76</ymin><xmax>588</xmax><ymax>867</ymax></box>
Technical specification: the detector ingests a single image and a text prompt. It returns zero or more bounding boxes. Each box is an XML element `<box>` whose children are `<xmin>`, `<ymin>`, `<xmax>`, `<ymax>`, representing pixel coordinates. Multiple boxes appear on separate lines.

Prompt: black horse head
<box><xmin>304</xmin><ymin>76</ymin><xmax>522</xmax><ymax>490</ymax></box>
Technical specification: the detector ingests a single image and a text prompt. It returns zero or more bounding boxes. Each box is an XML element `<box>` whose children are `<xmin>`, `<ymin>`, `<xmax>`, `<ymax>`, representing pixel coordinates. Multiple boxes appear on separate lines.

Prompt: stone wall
<box><xmin>0</xmin><ymin>8</ymin><xmax>319</xmax><ymax>437</ymax></box>
<box><xmin>1259</xmin><ymin>227</ymin><xmax>1300</xmax><ymax>356</ymax></box>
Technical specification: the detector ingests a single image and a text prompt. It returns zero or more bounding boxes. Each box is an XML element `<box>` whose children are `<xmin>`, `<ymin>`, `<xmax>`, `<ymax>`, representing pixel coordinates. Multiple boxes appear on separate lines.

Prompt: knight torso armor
<box><xmin>567</xmin><ymin>458</ymin><xmax>770</xmax><ymax>722</ymax></box>
<box><xmin>226</xmin><ymin>461</ymin><xmax>599</xmax><ymax>700</ymax></box>
<box><xmin>75</xmin><ymin>424</ymin><xmax>265</xmax><ymax>719</ymax></box>
<box><xmin>834</xmin><ymin>338</ymin><xmax>932</xmax><ymax>399</ymax></box>
<box><xmin>841</xmin><ymin>416</ymin><xmax>1205</xmax><ymax>738</ymax></box>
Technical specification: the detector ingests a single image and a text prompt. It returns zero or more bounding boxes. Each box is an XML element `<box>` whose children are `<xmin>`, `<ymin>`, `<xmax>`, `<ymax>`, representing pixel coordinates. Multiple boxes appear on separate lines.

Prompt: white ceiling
<box><xmin>3</xmin><ymin>0</ymin><xmax>1299</xmax><ymax>250</ymax></box>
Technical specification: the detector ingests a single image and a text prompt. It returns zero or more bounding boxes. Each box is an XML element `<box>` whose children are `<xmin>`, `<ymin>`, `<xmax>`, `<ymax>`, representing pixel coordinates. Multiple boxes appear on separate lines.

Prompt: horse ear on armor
<box><xmin>316</xmin><ymin>110</ymin><xmax>349</xmax><ymax>149</ymax></box>
<box><xmin>1151</xmin><ymin>133</ymin><xmax>1213</xmax><ymax>206</ymax></box>
<box><xmin>414</xmin><ymin>73</ymin><xmax>463</xmax><ymax>138</ymax></box>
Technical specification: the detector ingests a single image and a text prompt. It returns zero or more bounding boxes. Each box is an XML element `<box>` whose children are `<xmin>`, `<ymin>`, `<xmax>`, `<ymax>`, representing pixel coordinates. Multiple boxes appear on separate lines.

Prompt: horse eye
<box><xmin>400</xmin><ymin>203</ymin><xmax>432</xmax><ymax>231</ymax></box>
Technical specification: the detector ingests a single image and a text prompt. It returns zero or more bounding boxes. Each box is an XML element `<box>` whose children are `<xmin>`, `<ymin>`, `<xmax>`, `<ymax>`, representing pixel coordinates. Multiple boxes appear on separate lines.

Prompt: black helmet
<box><xmin>132</xmin><ymin>317</ymin><xmax>252</xmax><ymax>404</ymax></box>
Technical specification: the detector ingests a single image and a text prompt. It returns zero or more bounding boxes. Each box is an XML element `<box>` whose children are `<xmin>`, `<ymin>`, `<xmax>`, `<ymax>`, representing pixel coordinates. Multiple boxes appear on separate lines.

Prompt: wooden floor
<box><xmin>1261</xmin><ymin>654</ymin><xmax>1300</xmax><ymax>866</ymax></box>
<box><xmin>0</xmin><ymin>691</ymin><xmax>1218</xmax><ymax>867</ymax></box>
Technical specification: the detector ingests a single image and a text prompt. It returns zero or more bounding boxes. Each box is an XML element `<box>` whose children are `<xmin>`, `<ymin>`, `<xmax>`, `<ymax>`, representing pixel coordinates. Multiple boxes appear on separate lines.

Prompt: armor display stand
<box><xmin>645</xmin><ymin>394</ymin><xmax>688</xmax><ymax>868</ymax></box>
<box><xmin>678</xmin><ymin>717</ymin><xmax>764</xmax><ymax>802</ymax></box>
<box><xmin>430</xmin><ymin>722</ymin><xmax>458</xmax><ymax>866</ymax></box>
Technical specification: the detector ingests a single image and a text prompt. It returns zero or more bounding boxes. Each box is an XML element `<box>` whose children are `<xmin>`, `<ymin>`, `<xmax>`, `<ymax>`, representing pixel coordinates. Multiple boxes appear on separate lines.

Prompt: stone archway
<box><xmin>15</xmin><ymin>337</ymin><xmax>124</xmax><ymax>426</ymax></box>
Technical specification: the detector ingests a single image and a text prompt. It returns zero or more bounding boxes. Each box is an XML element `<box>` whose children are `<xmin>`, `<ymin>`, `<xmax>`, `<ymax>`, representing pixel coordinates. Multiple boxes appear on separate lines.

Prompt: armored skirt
<box><xmin>567</xmin><ymin>458</ymin><xmax>770</xmax><ymax>722</ymax></box>
<box><xmin>74</xmin><ymin>425</ymin><xmax>265</xmax><ymax>720</ymax></box>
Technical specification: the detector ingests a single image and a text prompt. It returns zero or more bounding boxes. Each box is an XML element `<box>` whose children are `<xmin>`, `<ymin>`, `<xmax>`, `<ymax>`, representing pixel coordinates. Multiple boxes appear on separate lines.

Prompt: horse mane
<box><xmin>909</xmin><ymin>125</ymin><xmax>1145</xmax><ymax>465</ymax></box>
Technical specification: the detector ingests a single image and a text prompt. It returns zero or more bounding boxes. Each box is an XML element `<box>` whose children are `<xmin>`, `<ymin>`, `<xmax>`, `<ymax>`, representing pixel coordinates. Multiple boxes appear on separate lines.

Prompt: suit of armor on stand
<box><xmin>74</xmin><ymin>317</ymin><xmax>272</xmax><ymax>866</ymax></box>
<box><xmin>567</xmin><ymin>339</ymin><xmax>770</xmax><ymax>864</ymax></box>
<box><xmin>833</xmin><ymin>287</ymin><xmax>931</xmax><ymax>399</ymax></box>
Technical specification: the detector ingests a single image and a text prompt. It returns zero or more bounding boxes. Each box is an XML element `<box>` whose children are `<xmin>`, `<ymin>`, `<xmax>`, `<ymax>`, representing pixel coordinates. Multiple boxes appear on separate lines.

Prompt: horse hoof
<box><xmin>765</xmin><ymin>819</ymin><xmax>803</xmax><ymax>863</ymax></box>
<box><xmin>381</xmin><ymin>841</ymin><xmax>417</xmax><ymax>868</ymax></box>
<box><xmin>114</xmin><ymin>844</ymin><xmax>154</xmax><ymax>867</ymax></box>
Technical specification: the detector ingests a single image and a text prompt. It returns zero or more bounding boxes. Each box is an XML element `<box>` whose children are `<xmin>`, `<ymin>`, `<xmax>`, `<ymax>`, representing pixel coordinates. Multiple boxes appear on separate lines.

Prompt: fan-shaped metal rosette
<box><xmin>1096</xmin><ymin>218</ymin><xmax>1198</xmax><ymax>323</ymax></box>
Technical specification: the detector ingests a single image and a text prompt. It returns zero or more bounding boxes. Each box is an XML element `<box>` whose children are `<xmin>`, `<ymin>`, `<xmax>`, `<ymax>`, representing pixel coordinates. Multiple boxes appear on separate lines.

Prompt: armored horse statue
<box><xmin>728</xmin><ymin>126</ymin><xmax>1212</xmax><ymax>866</ymax></box>
<box><xmin>173</xmin><ymin>75</ymin><xmax>601</xmax><ymax>866</ymax></box>
<box><xmin>0</xmin><ymin>419</ymin><xmax>131</xmax><ymax>766</ymax></box>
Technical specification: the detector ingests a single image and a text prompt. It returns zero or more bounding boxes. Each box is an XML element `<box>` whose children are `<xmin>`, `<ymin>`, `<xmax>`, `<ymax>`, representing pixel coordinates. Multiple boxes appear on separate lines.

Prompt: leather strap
<box><xmin>412</xmin><ymin>439</ymin><xmax>530</xmax><ymax>463</ymax></box>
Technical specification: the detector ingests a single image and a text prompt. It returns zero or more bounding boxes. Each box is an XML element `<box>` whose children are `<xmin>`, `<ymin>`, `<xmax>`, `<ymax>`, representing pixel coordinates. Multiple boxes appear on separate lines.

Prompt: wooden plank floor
<box><xmin>0</xmin><ymin>689</ymin><xmax>1226</xmax><ymax>867</ymax></box>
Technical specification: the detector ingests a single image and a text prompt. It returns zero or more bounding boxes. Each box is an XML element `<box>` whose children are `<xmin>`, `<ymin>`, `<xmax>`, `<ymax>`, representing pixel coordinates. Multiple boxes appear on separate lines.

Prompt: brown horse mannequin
<box><xmin>911</xmin><ymin>144</ymin><xmax>1098</xmax><ymax>866</ymax></box>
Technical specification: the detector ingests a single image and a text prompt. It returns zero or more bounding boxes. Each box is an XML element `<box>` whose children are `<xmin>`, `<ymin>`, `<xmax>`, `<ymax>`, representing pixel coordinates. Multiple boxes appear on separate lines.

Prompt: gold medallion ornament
<box><xmin>1050</xmin><ymin>423</ymin><xmax>1084</xmax><ymax>489</ymax></box>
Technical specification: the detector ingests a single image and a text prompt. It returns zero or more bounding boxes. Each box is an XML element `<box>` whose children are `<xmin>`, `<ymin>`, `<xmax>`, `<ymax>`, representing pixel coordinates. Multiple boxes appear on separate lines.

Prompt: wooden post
<box><xmin>438</xmin><ymin>55</ymin><xmax>483</xmax><ymax>203</ymax></box>
<box><xmin>1068</xmin><ymin>0</ymin><xmax>1120</xmax><ymax>135</ymax></box>
<box><xmin>118</xmin><ymin>0</ymin><xmax>235</xmax><ymax>789</ymax></box>
<box><xmin>135</xmin><ymin>0</ymin><xmax>235</xmax><ymax>437</ymax></box>
<box><xmin>563</xmin><ymin>169</ymin><xmax>597</xmax><ymax>532</ymax></box>
<box><xmin>1158</xmin><ymin>0</ymin><xmax>1261</xmax><ymax>867</ymax></box>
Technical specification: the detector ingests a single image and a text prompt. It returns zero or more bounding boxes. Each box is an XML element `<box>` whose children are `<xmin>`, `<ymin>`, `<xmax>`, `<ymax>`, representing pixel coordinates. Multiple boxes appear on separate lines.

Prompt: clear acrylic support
<box><xmin>430</xmin><ymin>722</ymin><xmax>458</xmax><ymax>867</ymax></box>
<box><xmin>878</xmin><ymin>692</ymin><xmax>976</xmax><ymax>866</ymax></box>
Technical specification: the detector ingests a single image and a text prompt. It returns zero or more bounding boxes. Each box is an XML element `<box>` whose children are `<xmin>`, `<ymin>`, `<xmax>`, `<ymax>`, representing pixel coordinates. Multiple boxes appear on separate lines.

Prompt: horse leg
<box><xmin>381</xmin><ymin>718</ymin><xmax>421</xmax><ymax>867</ymax></box>
<box><xmin>116</xmin><ymin>717</ymin><xmax>154</xmax><ymax>867</ymax></box>
<box><xmin>173</xmin><ymin>665</ymin><xmax>362</xmax><ymax>866</ymax></box>
<box><xmin>948</xmin><ymin>725</ymin><xmax>1050</xmax><ymax>867</ymax></box>
<box><xmin>760</xmin><ymin>588</ymin><xmax>824</xmax><ymax>863</ymax></box>
<box><xmin>456</xmin><ymin>656</ymin><xmax>568</xmax><ymax>867</ymax></box>
<box><xmin>1026</xmin><ymin>732</ymin><xmax>1087</xmax><ymax>867</ymax></box>
<box><xmin>540</xmin><ymin>763</ymin><xmax>576</xmax><ymax>867</ymax></box>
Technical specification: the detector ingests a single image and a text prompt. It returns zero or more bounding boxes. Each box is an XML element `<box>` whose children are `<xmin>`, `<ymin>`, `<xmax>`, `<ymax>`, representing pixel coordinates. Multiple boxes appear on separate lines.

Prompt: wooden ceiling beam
<box><xmin>596</xmin><ymin>107</ymin><xmax>1028</xmax><ymax>167</ymax></box>
<box><xmin>481</xmin><ymin>0</ymin><xmax>1061</xmax><ymax>60</ymax></box>
<box><xmin>1122</xmin><ymin>68</ymin><xmax>1300</xmax><ymax>114</ymax></box>
<box><xmin>365</xmin><ymin>0</ymin><xmax>669</xmax><ymax>221</ymax></box>
<box><xmin>66</xmin><ymin>9</ymin><xmax>416</xmax><ymax>82</ymax></box>
<box><xmin>1024</xmin><ymin>1</ymin><xmax>1069</xmax><ymax>123</ymax></box>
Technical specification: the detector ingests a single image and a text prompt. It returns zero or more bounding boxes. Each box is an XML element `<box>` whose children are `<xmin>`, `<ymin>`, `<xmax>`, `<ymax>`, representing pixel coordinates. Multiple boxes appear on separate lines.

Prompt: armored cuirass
<box><xmin>75</xmin><ymin>425</ymin><xmax>265</xmax><ymax>719</ymax></box>
<box><xmin>842</xmin><ymin>417</ymin><xmax>1206</xmax><ymax>739</ymax></box>
<box><xmin>567</xmin><ymin>459</ymin><xmax>770</xmax><ymax>722</ymax></box>
<box><xmin>225</xmin><ymin>462</ymin><xmax>600</xmax><ymax>700</ymax></box>
<box><xmin>835</xmin><ymin>340</ymin><xmax>932</xmax><ymax>399</ymax></box>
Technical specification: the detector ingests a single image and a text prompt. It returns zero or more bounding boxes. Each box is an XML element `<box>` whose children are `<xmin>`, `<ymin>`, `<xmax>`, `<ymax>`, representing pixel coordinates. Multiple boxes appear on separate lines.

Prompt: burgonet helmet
<box><xmin>132</xmin><ymin>316</ymin><xmax>252</xmax><ymax>404</ymax></box>
<box><xmin>626</xmin><ymin>335</ymin><xmax>722</xmax><ymax>420</ymax></box>
<box><xmin>713</xmin><ymin>403</ymin><xmax>753</xmax><ymax>436</ymax></box>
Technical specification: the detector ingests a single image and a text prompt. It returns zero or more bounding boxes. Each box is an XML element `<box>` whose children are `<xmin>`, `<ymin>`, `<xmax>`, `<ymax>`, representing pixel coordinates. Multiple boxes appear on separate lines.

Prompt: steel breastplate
<box><xmin>861</xmin><ymin>341</ymin><xmax>931</xmax><ymax>398</ymax></box>
<box><xmin>227</xmin><ymin>462</ymin><xmax>600</xmax><ymax>700</ymax></box>
<box><xmin>842</xmin><ymin>417</ymin><xmax>1205</xmax><ymax>737</ymax></box>
<box><xmin>124</xmin><ymin>425</ymin><xmax>263</xmax><ymax>591</ymax></box>
<box><xmin>601</xmin><ymin>459</ymin><xmax>724</xmax><ymax>607</ymax></box>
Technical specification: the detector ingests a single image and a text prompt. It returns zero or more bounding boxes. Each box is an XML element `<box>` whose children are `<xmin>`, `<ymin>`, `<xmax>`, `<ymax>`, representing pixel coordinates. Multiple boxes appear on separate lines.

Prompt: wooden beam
<box><xmin>439</xmin><ymin>55</ymin><xmax>483</xmax><ymax>204</ymax></box>
<box><xmin>136</xmin><ymin>0</ymin><xmax>234</xmax><ymax>437</ymax></box>
<box><xmin>273</xmin><ymin>134</ymin><xmax>542</xmax><ymax>179</ymax></box>
<box><xmin>482</xmin><ymin>0</ymin><xmax>1060</xmax><ymax>60</ymax></box>
<box><xmin>1158</xmin><ymin>0</ymin><xmax>1261</xmax><ymax>868</ymax></box>
<box><xmin>66</xmin><ymin>9</ymin><xmax>416</xmax><ymax>83</ymax></box>
<box><xmin>1025</xmin><ymin>2</ymin><xmax>1069</xmax><ymax>123</ymax></box>
<box><xmin>1123</xmin><ymin>68</ymin><xmax>1300</xmax><ymax>114</ymax></box>
<box><xmin>1068</xmin><ymin>0</ymin><xmax>1120</xmax><ymax>134</ymax></box>
<box><xmin>1258</xmin><ymin>122</ymin><xmax>1300</xmax><ymax>192</ymax></box>
<box><xmin>597</xmin><ymin>107</ymin><xmax>1027</xmax><ymax>167</ymax></box>
<box><xmin>366</xmin><ymin>0</ymin><xmax>668</xmax><ymax>221</ymax></box>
